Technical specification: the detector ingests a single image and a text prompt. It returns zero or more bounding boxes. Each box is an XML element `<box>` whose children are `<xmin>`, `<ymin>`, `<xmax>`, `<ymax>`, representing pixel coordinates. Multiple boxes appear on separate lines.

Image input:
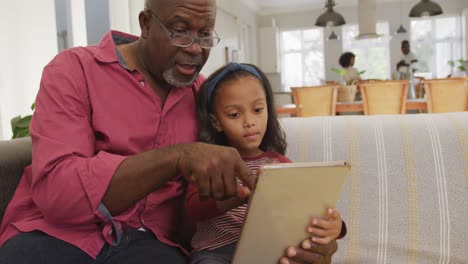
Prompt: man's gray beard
<box><xmin>163</xmin><ymin>68</ymin><xmax>198</xmax><ymax>87</ymax></box>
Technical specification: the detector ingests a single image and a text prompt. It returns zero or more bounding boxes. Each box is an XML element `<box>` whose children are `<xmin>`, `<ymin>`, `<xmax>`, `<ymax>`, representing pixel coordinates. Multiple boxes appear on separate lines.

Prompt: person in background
<box><xmin>339</xmin><ymin>52</ymin><xmax>361</xmax><ymax>84</ymax></box>
<box><xmin>0</xmin><ymin>0</ymin><xmax>340</xmax><ymax>263</ymax></box>
<box><xmin>186</xmin><ymin>62</ymin><xmax>346</xmax><ymax>264</ymax></box>
<box><xmin>396</xmin><ymin>40</ymin><xmax>418</xmax><ymax>79</ymax></box>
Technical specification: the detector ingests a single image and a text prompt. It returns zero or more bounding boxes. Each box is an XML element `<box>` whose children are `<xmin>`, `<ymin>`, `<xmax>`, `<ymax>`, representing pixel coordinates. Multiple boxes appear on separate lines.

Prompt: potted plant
<box><xmin>330</xmin><ymin>67</ymin><xmax>365</xmax><ymax>102</ymax></box>
<box><xmin>10</xmin><ymin>103</ymin><xmax>34</xmax><ymax>139</ymax></box>
<box><xmin>448</xmin><ymin>59</ymin><xmax>467</xmax><ymax>77</ymax></box>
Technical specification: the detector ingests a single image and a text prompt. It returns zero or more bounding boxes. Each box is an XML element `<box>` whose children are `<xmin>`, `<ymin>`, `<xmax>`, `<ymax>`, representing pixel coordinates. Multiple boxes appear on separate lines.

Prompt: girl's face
<box><xmin>211</xmin><ymin>76</ymin><xmax>268</xmax><ymax>158</ymax></box>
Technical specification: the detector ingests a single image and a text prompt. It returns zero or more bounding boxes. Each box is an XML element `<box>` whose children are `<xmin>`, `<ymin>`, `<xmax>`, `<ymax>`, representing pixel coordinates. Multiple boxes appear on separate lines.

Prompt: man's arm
<box><xmin>104</xmin><ymin>142</ymin><xmax>252</xmax><ymax>215</ymax></box>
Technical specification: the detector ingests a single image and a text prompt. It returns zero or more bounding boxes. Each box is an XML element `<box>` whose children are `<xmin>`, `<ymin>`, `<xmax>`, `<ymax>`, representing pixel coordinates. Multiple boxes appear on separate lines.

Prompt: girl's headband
<box><xmin>207</xmin><ymin>62</ymin><xmax>263</xmax><ymax>105</ymax></box>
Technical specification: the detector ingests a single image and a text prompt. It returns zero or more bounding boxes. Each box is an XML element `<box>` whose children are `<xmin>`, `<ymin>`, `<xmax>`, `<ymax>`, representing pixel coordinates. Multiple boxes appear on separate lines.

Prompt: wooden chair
<box><xmin>291</xmin><ymin>85</ymin><xmax>338</xmax><ymax>117</ymax></box>
<box><xmin>463</xmin><ymin>77</ymin><xmax>468</xmax><ymax>111</ymax></box>
<box><xmin>459</xmin><ymin>77</ymin><xmax>468</xmax><ymax>111</ymax></box>
<box><xmin>414</xmin><ymin>76</ymin><xmax>425</xmax><ymax>98</ymax></box>
<box><xmin>423</xmin><ymin>78</ymin><xmax>467</xmax><ymax>113</ymax></box>
<box><xmin>359</xmin><ymin>80</ymin><xmax>409</xmax><ymax>115</ymax></box>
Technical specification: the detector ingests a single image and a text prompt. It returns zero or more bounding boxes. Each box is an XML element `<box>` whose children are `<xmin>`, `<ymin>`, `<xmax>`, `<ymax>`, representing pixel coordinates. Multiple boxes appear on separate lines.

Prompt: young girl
<box><xmin>186</xmin><ymin>62</ymin><xmax>345</xmax><ymax>264</ymax></box>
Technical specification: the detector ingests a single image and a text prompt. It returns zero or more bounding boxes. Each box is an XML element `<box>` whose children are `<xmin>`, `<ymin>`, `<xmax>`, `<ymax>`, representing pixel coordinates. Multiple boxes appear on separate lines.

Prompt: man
<box><xmin>0</xmin><ymin>0</ymin><xmax>338</xmax><ymax>263</ymax></box>
<box><xmin>396</xmin><ymin>40</ymin><xmax>418</xmax><ymax>79</ymax></box>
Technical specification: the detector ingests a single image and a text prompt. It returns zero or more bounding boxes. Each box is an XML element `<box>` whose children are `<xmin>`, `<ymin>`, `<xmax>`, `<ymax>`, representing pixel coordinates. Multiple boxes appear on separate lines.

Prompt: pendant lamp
<box><xmin>396</xmin><ymin>25</ymin><xmax>407</xmax><ymax>34</ymax></box>
<box><xmin>396</xmin><ymin>0</ymin><xmax>407</xmax><ymax>34</ymax></box>
<box><xmin>409</xmin><ymin>0</ymin><xmax>443</xmax><ymax>17</ymax></box>
<box><xmin>328</xmin><ymin>30</ymin><xmax>339</xmax><ymax>40</ymax></box>
<box><xmin>315</xmin><ymin>0</ymin><xmax>346</xmax><ymax>27</ymax></box>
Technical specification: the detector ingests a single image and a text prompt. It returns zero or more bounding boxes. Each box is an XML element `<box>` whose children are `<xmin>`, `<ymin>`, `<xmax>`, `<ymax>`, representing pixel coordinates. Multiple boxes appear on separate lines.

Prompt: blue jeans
<box><xmin>189</xmin><ymin>242</ymin><xmax>236</xmax><ymax>264</ymax></box>
<box><xmin>0</xmin><ymin>228</ymin><xmax>186</xmax><ymax>264</ymax></box>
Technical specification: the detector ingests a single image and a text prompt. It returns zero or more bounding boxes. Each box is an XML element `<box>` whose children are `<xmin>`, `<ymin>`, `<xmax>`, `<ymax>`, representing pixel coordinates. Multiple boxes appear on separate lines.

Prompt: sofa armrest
<box><xmin>0</xmin><ymin>137</ymin><xmax>32</xmax><ymax>221</ymax></box>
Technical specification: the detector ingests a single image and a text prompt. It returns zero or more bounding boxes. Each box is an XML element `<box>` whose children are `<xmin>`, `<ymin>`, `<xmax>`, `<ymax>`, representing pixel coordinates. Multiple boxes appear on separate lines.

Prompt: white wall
<box><xmin>201</xmin><ymin>8</ymin><xmax>239</xmax><ymax>76</ymax></box>
<box><xmin>108</xmin><ymin>0</ymin><xmax>144</xmax><ymax>35</ymax></box>
<box><xmin>202</xmin><ymin>0</ymin><xmax>258</xmax><ymax>76</ymax></box>
<box><xmin>258</xmin><ymin>0</ymin><xmax>468</xmax><ymax>90</ymax></box>
<box><xmin>0</xmin><ymin>1</ymin><xmax>58</xmax><ymax>140</ymax></box>
<box><xmin>68</xmin><ymin>0</ymin><xmax>88</xmax><ymax>47</ymax></box>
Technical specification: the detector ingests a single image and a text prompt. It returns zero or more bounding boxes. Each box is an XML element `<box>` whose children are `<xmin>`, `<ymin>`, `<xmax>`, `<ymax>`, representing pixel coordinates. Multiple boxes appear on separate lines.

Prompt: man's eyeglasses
<box><xmin>146</xmin><ymin>9</ymin><xmax>220</xmax><ymax>49</ymax></box>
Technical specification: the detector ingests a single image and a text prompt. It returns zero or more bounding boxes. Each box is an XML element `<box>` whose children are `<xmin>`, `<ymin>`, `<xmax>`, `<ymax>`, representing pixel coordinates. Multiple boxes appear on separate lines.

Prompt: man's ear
<box><xmin>139</xmin><ymin>11</ymin><xmax>151</xmax><ymax>39</ymax></box>
<box><xmin>210</xmin><ymin>114</ymin><xmax>222</xmax><ymax>132</ymax></box>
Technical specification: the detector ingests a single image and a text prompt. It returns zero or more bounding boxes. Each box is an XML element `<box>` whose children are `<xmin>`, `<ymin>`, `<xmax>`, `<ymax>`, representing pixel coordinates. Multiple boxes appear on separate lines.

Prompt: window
<box><xmin>342</xmin><ymin>22</ymin><xmax>391</xmax><ymax>80</ymax></box>
<box><xmin>410</xmin><ymin>16</ymin><xmax>462</xmax><ymax>78</ymax></box>
<box><xmin>279</xmin><ymin>28</ymin><xmax>324</xmax><ymax>91</ymax></box>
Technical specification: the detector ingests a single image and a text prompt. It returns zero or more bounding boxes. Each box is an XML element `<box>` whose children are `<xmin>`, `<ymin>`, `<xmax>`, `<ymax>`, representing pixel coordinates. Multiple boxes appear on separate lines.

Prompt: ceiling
<box><xmin>242</xmin><ymin>0</ymin><xmax>417</xmax><ymax>13</ymax></box>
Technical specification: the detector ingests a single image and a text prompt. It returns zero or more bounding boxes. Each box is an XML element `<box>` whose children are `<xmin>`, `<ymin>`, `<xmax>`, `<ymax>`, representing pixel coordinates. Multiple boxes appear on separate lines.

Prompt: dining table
<box><xmin>275</xmin><ymin>99</ymin><xmax>427</xmax><ymax>116</ymax></box>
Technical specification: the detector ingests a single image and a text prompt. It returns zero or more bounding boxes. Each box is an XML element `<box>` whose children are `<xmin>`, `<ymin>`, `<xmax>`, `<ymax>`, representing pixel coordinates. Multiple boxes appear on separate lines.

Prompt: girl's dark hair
<box><xmin>339</xmin><ymin>52</ymin><xmax>355</xmax><ymax>68</ymax></box>
<box><xmin>196</xmin><ymin>63</ymin><xmax>287</xmax><ymax>155</ymax></box>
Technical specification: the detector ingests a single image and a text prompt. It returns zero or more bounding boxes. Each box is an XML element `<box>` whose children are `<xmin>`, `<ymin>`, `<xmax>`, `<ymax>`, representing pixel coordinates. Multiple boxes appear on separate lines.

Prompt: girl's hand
<box><xmin>236</xmin><ymin>184</ymin><xmax>251</xmax><ymax>201</ymax></box>
<box><xmin>306</xmin><ymin>208</ymin><xmax>342</xmax><ymax>245</ymax></box>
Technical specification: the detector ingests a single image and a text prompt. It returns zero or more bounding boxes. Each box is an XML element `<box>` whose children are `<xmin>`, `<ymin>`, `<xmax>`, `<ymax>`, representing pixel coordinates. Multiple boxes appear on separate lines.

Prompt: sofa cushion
<box><xmin>280</xmin><ymin>112</ymin><xmax>468</xmax><ymax>263</ymax></box>
<box><xmin>0</xmin><ymin>137</ymin><xmax>32</xmax><ymax>222</ymax></box>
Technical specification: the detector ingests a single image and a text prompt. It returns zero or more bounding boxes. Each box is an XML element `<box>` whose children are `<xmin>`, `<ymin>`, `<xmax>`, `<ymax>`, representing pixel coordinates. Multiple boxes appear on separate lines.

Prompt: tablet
<box><xmin>232</xmin><ymin>161</ymin><xmax>350</xmax><ymax>264</ymax></box>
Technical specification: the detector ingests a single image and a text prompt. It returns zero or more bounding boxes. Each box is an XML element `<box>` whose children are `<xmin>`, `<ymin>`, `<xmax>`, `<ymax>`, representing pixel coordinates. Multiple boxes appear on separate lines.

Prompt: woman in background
<box><xmin>339</xmin><ymin>52</ymin><xmax>361</xmax><ymax>84</ymax></box>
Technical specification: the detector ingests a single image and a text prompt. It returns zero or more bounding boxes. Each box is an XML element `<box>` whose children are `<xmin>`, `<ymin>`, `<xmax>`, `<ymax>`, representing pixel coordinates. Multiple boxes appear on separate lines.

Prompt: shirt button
<box><xmin>139</xmin><ymin>81</ymin><xmax>145</xmax><ymax>87</ymax></box>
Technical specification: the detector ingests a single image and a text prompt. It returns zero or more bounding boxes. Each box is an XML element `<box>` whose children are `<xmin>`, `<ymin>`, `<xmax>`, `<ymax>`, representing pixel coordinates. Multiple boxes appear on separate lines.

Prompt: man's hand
<box><xmin>215</xmin><ymin>185</ymin><xmax>251</xmax><ymax>213</ymax></box>
<box><xmin>177</xmin><ymin>142</ymin><xmax>254</xmax><ymax>201</ymax></box>
<box><xmin>397</xmin><ymin>60</ymin><xmax>406</xmax><ymax>70</ymax></box>
<box><xmin>280</xmin><ymin>239</ymin><xmax>337</xmax><ymax>264</ymax></box>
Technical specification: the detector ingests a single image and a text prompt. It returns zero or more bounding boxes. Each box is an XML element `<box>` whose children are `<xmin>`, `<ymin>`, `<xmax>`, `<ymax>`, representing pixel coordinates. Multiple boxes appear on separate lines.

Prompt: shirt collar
<box><xmin>94</xmin><ymin>30</ymin><xmax>138</xmax><ymax>65</ymax></box>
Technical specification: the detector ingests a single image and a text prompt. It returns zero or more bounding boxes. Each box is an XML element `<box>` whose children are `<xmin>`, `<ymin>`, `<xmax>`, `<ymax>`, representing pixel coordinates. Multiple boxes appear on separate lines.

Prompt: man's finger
<box><xmin>283</xmin><ymin>246</ymin><xmax>322</xmax><ymax>263</ymax></box>
<box><xmin>223</xmin><ymin>164</ymin><xmax>237</xmax><ymax>198</ymax></box>
<box><xmin>310</xmin><ymin>236</ymin><xmax>333</xmax><ymax>245</ymax></box>
<box><xmin>236</xmin><ymin>161</ymin><xmax>254</xmax><ymax>190</ymax></box>
<box><xmin>210</xmin><ymin>170</ymin><xmax>225</xmax><ymax>200</ymax></box>
<box><xmin>196</xmin><ymin>171</ymin><xmax>210</xmax><ymax>200</ymax></box>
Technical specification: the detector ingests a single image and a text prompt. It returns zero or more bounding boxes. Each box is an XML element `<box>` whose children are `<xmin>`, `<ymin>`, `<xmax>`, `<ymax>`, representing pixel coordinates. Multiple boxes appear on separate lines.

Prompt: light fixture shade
<box><xmin>355</xmin><ymin>0</ymin><xmax>381</xmax><ymax>40</ymax></box>
<box><xmin>396</xmin><ymin>24</ymin><xmax>407</xmax><ymax>34</ymax></box>
<box><xmin>328</xmin><ymin>31</ymin><xmax>339</xmax><ymax>40</ymax></box>
<box><xmin>409</xmin><ymin>0</ymin><xmax>443</xmax><ymax>17</ymax></box>
<box><xmin>315</xmin><ymin>0</ymin><xmax>346</xmax><ymax>27</ymax></box>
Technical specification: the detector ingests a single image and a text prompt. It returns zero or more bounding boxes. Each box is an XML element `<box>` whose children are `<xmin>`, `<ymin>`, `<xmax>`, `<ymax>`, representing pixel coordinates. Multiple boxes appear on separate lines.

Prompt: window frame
<box><xmin>279</xmin><ymin>27</ymin><xmax>325</xmax><ymax>92</ymax></box>
<box><xmin>341</xmin><ymin>21</ymin><xmax>392</xmax><ymax>80</ymax></box>
<box><xmin>410</xmin><ymin>15</ymin><xmax>463</xmax><ymax>78</ymax></box>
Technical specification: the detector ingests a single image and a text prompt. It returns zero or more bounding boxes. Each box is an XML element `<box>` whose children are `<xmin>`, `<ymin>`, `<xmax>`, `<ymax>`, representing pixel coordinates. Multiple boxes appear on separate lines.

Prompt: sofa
<box><xmin>281</xmin><ymin>112</ymin><xmax>468</xmax><ymax>263</ymax></box>
<box><xmin>1</xmin><ymin>113</ymin><xmax>467</xmax><ymax>263</ymax></box>
<box><xmin>0</xmin><ymin>137</ymin><xmax>31</xmax><ymax>221</ymax></box>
